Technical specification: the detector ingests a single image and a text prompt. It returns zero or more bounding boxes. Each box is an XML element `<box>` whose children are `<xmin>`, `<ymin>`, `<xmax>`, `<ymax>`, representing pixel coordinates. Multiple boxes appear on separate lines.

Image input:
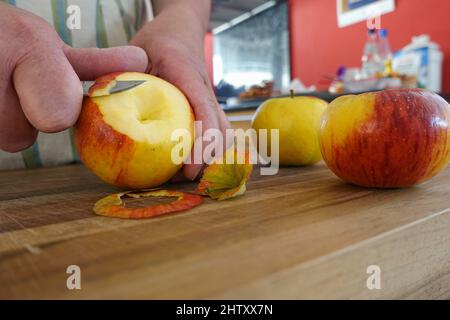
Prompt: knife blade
<box><xmin>82</xmin><ymin>80</ymin><xmax>146</xmax><ymax>97</ymax></box>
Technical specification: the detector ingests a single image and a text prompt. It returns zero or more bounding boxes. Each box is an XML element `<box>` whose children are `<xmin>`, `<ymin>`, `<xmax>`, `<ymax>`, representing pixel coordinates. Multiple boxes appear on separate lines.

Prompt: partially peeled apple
<box><xmin>75</xmin><ymin>72</ymin><xmax>194</xmax><ymax>189</ymax></box>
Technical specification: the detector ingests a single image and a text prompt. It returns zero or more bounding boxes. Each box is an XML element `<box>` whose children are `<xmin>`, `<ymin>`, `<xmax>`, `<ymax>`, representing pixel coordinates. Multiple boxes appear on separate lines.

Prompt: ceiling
<box><xmin>210</xmin><ymin>0</ymin><xmax>279</xmax><ymax>31</ymax></box>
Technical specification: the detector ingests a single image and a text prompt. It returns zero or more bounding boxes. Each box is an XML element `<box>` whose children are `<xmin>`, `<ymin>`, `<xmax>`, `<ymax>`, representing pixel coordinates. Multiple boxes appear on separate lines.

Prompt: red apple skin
<box><xmin>75</xmin><ymin>97</ymin><xmax>137</xmax><ymax>188</ymax></box>
<box><xmin>87</xmin><ymin>71</ymin><xmax>124</xmax><ymax>96</ymax></box>
<box><xmin>319</xmin><ymin>89</ymin><xmax>450</xmax><ymax>188</ymax></box>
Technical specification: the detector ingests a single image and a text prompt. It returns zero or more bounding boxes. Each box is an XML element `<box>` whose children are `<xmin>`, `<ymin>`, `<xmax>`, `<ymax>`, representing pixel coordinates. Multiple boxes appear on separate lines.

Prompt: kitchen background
<box><xmin>204</xmin><ymin>0</ymin><xmax>450</xmax><ymax>119</ymax></box>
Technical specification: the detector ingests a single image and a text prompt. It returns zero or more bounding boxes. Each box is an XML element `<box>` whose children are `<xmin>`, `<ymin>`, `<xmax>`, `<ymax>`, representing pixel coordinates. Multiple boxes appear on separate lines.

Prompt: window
<box><xmin>213</xmin><ymin>2</ymin><xmax>290</xmax><ymax>98</ymax></box>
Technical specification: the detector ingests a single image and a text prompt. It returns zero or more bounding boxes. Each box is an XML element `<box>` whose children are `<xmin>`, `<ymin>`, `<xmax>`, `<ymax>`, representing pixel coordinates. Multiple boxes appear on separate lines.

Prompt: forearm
<box><xmin>133</xmin><ymin>0</ymin><xmax>211</xmax><ymax>57</ymax></box>
<box><xmin>152</xmin><ymin>0</ymin><xmax>211</xmax><ymax>32</ymax></box>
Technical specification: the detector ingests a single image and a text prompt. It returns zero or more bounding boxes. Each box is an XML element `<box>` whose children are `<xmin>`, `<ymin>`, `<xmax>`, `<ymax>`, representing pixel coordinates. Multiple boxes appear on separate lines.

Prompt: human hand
<box><xmin>0</xmin><ymin>3</ymin><xmax>148</xmax><ymax>152</ymax></box>
<box><xmin>131</xmin><ymin>31</ymin><xmax>231</xmax><ymax>181</ymax></box>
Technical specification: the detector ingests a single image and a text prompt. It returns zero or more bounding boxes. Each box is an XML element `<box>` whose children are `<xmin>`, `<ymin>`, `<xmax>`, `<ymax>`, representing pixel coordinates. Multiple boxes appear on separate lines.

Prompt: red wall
<box><xmin>289</xmin><ymin>0</ymin><xmax>450</xmax><ymax>92</ymax></box>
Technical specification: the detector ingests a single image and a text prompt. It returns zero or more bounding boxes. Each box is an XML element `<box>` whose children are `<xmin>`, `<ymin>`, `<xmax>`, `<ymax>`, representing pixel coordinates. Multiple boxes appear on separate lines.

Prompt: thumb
<box><xmin>64</xmin><ymin>45</ymin><xmax>149</xmax><ymax>80</ymax></box>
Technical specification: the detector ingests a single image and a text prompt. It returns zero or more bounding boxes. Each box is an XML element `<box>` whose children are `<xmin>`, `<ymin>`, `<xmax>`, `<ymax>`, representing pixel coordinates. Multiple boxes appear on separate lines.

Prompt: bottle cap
<box><xmin>337</xmin><ymin>66</ymin><xmax>346</xmax><ymax>79</ymax></box>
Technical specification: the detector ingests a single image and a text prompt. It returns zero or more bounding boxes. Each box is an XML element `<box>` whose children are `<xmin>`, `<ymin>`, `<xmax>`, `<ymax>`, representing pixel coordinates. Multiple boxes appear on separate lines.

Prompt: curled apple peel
<box><xmin>197</xmin><ymin>151</ymin><xmax>253</xmax><ymax>200</ymax></box>
<box><xmin>93</xmin><ymin>150</ymin><xmax>253</xmax><ymax>219</ymax></box>
<box><xmin>94</xmin><ymin>189</ymin><xmax>203</xmax><ymax>219</ymax></box>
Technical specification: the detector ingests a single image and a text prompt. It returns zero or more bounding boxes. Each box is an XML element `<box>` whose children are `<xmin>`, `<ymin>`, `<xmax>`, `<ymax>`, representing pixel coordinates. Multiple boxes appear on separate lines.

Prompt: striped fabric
<box><xmin>0</xmin><ymin>0</ymin><xmax>153</xmax><ymax>170</ymax></box>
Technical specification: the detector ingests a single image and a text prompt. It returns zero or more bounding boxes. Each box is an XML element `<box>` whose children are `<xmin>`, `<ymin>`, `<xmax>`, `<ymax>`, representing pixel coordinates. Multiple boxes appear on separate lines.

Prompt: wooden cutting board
<box><xmin>0</xmin><ymin>163</ymin><xmax>449</xmax><ymax>299</ymax></box>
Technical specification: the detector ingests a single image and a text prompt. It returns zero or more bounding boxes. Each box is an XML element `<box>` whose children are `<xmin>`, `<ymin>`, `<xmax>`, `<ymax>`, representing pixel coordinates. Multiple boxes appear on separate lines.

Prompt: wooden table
<box><xmin>0</xmin><ymin>164</ymin><xmax>449</xmax><ymax>299</ymax></box>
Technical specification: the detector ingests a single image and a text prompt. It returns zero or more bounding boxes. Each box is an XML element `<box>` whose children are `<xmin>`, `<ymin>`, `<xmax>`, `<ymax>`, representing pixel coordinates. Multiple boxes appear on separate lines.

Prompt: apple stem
<box><xmin>290</xmin><ymin>89</ymin><xmax>294</xmax><ymax>99</ymax></box>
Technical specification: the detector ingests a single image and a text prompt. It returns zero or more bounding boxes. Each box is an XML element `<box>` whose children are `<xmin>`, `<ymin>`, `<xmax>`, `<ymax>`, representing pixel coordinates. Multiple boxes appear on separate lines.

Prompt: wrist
<box><xmin>132</xmin><ymin>0</ymin><xmax>208</xmax><ymax>51</ymax></box>
<box><xmin>152</xmin><ymin>0</ymin><xmax>211</xmax><ymax>33</ymax></box>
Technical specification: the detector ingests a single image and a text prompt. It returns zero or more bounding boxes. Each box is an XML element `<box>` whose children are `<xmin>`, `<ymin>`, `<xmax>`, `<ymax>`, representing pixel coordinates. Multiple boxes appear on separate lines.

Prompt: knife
<box><xmin>82</xmin><ymin>80</ymin><xmax>146</xmax><ymax>97</ymax></box>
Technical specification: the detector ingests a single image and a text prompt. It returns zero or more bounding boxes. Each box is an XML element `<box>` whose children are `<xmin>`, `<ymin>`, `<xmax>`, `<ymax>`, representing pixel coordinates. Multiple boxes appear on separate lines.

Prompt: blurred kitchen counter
<box><xmin>224</xmin><ymin>91</ymin><xmax>450</xmax><ymax>129</ymax></box>
<box><xmin>0</xmin><ymin>163</ymin><xmax>449</xmax><ymax>299</ymax></box>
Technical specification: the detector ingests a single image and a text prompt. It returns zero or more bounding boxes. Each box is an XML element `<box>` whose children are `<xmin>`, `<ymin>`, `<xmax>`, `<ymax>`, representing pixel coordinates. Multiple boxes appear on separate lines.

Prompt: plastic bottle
<box><xmin>361</xmin><ymin>28</ymin><xmax>381</xmax><ymax>78</ymax></box>
<box><xmin>378</xmin><ymin>29</ymin><xmax>393</xmax><ymax>76</ymax></box>
<box><xmin>393</xmin><ymin>35</ymin><xmax>443</xmax><ymax>92</ymax></box>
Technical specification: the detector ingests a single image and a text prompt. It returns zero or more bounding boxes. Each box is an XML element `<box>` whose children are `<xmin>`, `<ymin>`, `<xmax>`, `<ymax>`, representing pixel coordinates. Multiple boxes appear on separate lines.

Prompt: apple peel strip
<box><xmin>94</xmin><ymin>189</ymin><xmax>204</xmax><ymax>219</ymax></box>
<box><xmin>197</xmin><ymin>151</ymin><xmax>253</xmax><ymax>201</ymax></box>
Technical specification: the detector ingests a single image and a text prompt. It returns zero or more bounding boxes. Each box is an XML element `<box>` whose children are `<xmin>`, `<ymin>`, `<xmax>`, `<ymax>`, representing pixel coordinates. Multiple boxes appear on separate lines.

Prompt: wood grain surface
<box><xmin>0</xmin><ymin>163</ymin><xmax>449</xmax><ymax>299</ymax></box>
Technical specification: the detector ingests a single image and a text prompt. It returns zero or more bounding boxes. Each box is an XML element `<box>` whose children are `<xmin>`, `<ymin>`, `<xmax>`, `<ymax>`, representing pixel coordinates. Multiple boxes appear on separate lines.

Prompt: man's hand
<box><xmin>0</xmin><ymin>3</ymin><xmax>148</xmax><ymax>152</ymax></box>
<box><xmin>131</xmin><ymin>0</ymin><xmax>230</xmax><ymax>181</ymax></box>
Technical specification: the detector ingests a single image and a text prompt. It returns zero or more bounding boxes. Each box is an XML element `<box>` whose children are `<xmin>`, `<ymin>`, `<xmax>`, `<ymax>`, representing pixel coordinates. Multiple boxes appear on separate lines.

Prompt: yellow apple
<box><xmin>75</xmin><ymin>72</ymin><xmax>194</xmax><ymax>189</ymax></box>
<box><xmin>252</xmin><ymin>96</ymin><xmax>328</xmax><ymax>165</ymax></box>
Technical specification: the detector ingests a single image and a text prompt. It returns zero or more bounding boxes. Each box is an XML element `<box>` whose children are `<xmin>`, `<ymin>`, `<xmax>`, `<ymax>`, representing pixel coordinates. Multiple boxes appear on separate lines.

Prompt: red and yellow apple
<box><xmin>319</xmin><ymin>89</ymin><xmax>450</xmax><ymax>188</ymax></box>
<box><xmin>75</xmin><ymin>72</ymin><xmax>194</xmax><ymax>189</ymax></box>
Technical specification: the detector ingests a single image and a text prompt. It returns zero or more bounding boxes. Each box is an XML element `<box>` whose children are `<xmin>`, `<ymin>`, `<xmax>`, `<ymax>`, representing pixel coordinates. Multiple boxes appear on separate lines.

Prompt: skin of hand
<box><xmin>131</xmin><ymin>0</ymin><xmax>231</xmax><ymax>181</ymax></box>
<box><xmin>0</xmin><ymin>3</ymin><xmax>148</xmax><ymax>153</ymax></box>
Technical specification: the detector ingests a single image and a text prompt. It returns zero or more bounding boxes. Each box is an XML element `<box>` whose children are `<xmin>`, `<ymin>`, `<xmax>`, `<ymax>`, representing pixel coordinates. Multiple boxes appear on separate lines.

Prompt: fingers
<box><xmin>13</xmin><ymin>44</ymin><xmax>83</xmax><ymax>133</ymax></box>
<box><xmin>13</xmin><ymin>44</ymin><xmax>149</xmax><ymax>134</ymax></box>
<box><xmin>0</xmin><ymin>4</ymin><xmax>75</xmax><ymax>150</ymax></box>
<box><xmin>65</xmin><ymin>46</ymin><xmax>149</xmax><ymax>80</ymax></box>
<box><xmin>173</xmin><ymin>71</ymin><xmax>230</xmax><ymax>180</ymax></box>
<box><xmin>0</xmin><ymin>6</ymin><xmax>148</xmax><ymax>152</ymax></box>
<box><xmin>181</xmin><ymin>95</ymin><xmax>222</xmax><ymax>180</ymax></box>
<box><xmin>0</xmin><ymin>79</ymin><xmax>37</xmax><ymax>152</ymax></box>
